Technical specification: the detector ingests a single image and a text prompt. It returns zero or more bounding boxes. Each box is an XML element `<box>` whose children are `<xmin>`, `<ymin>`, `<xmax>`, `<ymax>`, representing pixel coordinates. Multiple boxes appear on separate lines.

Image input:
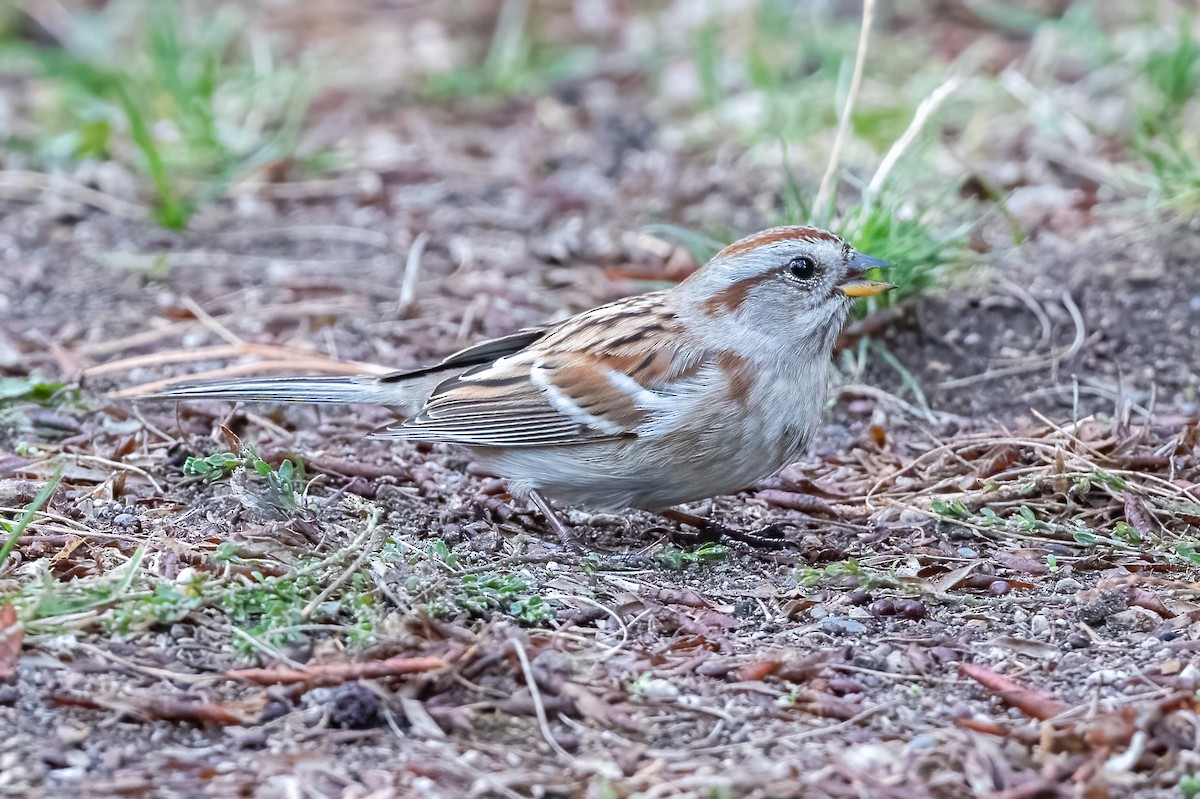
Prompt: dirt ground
<box><xmin>2</xmin><ymin>3</ymin><xmax>1199</xmax><ymax>799</ymax></box>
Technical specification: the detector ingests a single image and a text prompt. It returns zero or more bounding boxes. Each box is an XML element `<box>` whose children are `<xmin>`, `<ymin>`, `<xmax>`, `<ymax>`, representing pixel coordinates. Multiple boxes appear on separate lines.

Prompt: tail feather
<box><xmin>138</xmin><ymin>373</ymin><xmax>439</xmax><ymax>416</ymax></box>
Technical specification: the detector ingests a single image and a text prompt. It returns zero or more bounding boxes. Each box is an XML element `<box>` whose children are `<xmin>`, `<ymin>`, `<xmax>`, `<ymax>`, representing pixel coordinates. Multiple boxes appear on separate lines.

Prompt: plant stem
<box><xmin>812</xmin><ymin>0</ymin><xmax>876</xmax><ymax>223</ymax></box>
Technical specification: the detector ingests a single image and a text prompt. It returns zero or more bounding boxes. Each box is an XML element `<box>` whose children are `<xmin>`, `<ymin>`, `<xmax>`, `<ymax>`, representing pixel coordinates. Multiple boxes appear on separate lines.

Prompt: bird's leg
<box><xmin>528</xmin><ymin>489</ymin><xmax>583</xmax><ymax>553</ymax></box>
<box><xmin>660</xmin><ymin>508</ymin><xmax>790</xmax><ymax>549</ymax></box>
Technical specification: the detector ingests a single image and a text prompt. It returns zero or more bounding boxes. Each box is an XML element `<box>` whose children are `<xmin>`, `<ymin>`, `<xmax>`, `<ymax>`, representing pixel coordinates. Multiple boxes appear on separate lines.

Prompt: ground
<box><xmin>1</xmin><ymin>2</ymin><xmax>1199</xmax><ymax>798</ymax></box>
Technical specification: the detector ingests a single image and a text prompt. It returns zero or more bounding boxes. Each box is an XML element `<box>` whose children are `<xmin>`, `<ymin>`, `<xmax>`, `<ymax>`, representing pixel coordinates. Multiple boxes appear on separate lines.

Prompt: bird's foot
<box><xmin>527</xmin><ymin>489</ymin><xmax>586</xmax><ymax>554</ymax></box>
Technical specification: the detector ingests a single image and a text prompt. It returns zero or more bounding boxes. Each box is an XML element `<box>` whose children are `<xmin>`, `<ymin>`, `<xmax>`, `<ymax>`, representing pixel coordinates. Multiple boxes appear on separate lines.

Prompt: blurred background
<box><xmin>1</xmin><ymin>0</ymin><xmax>1197</xmax><ymax>414</ymax></box>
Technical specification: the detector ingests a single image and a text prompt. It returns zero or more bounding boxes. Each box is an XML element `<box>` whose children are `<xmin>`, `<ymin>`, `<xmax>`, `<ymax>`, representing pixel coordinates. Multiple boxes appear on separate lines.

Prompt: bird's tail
<box><xmin>135</xmin><ymin>373</ymin><xmax>440</xmax><ymax>416</ymax></box>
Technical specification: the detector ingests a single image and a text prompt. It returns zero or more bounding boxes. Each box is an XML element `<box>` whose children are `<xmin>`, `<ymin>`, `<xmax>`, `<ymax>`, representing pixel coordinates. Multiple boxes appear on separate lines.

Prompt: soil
<box><xmin>869</xmin><ymin>217</ymin><xmax>1200</xmax><ymax>421</ymax></box>
<box><xmin>1</xmin><ymin>4</ymin><xmax>1198</xmax><ymax>799</ymax></box>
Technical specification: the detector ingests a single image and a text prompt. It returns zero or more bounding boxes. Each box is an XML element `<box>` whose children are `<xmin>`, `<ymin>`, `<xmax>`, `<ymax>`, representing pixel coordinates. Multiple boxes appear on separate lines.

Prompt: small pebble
<box><xmin>1030</xmin><ymin>614</ymin><xmax>1051</xmax><ymax>637</ymax></box>
<box><xmin>328</xmin><ymin>683</ymin><xmax>380</xmax><ymax>729</ymax></box>
<box><xmin>987</xmin><ymin>580</ymin><xmax>1011</xmax><ymax>596</ymax></box>
<box><xmin>1077</xmin><ymin>592</ymin><xmax>1128</xmax><ymax>627</ymax></box>
<box><xmin>640</xmin><ymin>679</ymin><xmax>679</xmax><ymax>703</ymax></box>
<box><xmin>820</xmin><ymin>616</ymin><xmax>867</xmax><ymax>635</ymax></box>
<box><xmin>828</xmin><ymin>677</ymin><xmax>864</xmax><ymax>695</ymax></box>
<box><xmin>1086</xmin><ymin>669</ymin><xmax>1125</xmax><ymax>686</ymax></box>
<box><xmin>1054</xmin><ymin>577</ymin><xmax>1084</xmax><ymax>594</ymax></box>
<box><xmin>907</xmin><ymin>734</ymin><xmax>938</xmax><ymax>750</ymax></box>
<box><xmin>1105</xmin><ymin>608</ymin><xmax>1157</xmax><ymax>634</ymax></box>
<box><xmin>39</xmin><ymin>747</ymin><xmax>69</xmax><ymax>770</ymax></box>
<box><xmin>56</xmin><ymin>724</ymin><xmax>89</xmax><ymax>746</ymax></box>
<box><xmin>259</xmin><ymin>697</ymin><xmax>291</xmax><ymax>724</ymax></box>
<box><xmin>1066</xmin><ymin>632</ymin><xmax>1092</xmax><ymax>649</ymax></box>
<box><xmin>956</xmin><ymin>547</ymin><xmax>978</xmax><ymax>559</ymax></box>
<box><xmin>929</xmin><ymin>646</ymin><xmax>959</xmax><ymax>664</ymax></box>
<box><xmin>1178</xmin><ymin>663</ymin><xmax>1199</xmax><ymax>686</ymax></box>
<box><xmin>231</xmin><ymin>729</ymin><xmax>269</xmax><ymax>750</ymax></box>
<box><xmin>732</xmin><ymin>599</ymin><xmax>758</xmax><ymax>618</ymax></box>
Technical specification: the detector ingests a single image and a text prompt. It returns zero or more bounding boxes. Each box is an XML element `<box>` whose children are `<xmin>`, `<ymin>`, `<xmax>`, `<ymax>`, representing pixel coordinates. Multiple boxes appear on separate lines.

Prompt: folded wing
<box><xmin>378</xmin><ymin>294</ymin><xmax>715</xmax><ymax>447</ymax></box>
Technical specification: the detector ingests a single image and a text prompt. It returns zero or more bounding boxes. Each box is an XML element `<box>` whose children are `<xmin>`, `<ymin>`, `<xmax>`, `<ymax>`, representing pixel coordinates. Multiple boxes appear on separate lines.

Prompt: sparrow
<box><xmin>141</xmin><ymin>226</ymin><xmax>893</xmax><ymax>547</ymax></box>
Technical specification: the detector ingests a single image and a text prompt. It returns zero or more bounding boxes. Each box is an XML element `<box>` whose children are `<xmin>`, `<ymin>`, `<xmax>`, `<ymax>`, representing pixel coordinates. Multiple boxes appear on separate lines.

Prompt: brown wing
<box><xmin>375</xmin><ymin>292</ymin><xmax>712</xmax><ymax>447</ymax></box>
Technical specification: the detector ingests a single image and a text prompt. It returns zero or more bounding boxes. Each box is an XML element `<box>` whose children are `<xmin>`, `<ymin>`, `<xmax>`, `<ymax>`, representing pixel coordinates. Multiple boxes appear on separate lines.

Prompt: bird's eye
<box><xmin>786</xmin><ymin>256</ymin><xmax>817</xmax><ymax>281</ymax></box>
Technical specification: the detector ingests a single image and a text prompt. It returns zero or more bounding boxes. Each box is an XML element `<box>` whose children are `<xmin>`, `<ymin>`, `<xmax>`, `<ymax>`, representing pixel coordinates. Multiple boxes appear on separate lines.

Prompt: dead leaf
<box><xmin>994</xmin><ymin>552</ymin><xmax>1050</xmax><ymax>575</ymax></box>
<box><xmin>932</xmin><ymin>561</ymin><xmax>979</xmax><ymax>594</ymax></box>
<box><xmin>959</xmin><ymin>663</ymin><xmax>1069</xmax><ymax>720</ymax></box>
<box><xmin>0</xmin><ymin>604</ymin><xmax>22</xmax><ymax>680</ymax></box>
<box><xmin>975</xmin><ymin>444</ymin><xmax>1020</xmax><ymax>478</ymax></box>
<box><xmin>1123</xmin><ymin>492</ymin><xmax>1157</xmax><ymax>539</ymax></box>
<box><xmin>1126</xmin><ymin>587</ymin><xmax>1175</xmax><ymax>618</ymax></box>
<box><xmin>49</xmin><ymin>536</ymin><xmax>84</xmax><ymax>565</ymax></box>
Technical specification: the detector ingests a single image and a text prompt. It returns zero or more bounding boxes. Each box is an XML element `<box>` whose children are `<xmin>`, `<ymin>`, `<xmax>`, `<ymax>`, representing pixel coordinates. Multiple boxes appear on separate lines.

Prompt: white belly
<box><xmin>478</xmin><ymin>357</ymin><xmax>830</xmax><ymax>511</ymax></box>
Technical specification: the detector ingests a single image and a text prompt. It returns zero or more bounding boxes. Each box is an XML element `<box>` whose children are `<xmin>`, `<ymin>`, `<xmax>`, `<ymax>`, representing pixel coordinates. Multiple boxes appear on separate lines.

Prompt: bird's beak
<box><xmin>838</xmin><ymin>252</ymin><xmax>896</xmax><ymax>298</ymax></box>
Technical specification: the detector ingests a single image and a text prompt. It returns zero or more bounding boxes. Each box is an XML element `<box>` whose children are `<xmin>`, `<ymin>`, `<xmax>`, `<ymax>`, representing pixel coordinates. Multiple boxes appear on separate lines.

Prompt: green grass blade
<box><xmin>0</xmin><ymin>466</ymin><xmax>65</xmax><ymax>572</ymax></box>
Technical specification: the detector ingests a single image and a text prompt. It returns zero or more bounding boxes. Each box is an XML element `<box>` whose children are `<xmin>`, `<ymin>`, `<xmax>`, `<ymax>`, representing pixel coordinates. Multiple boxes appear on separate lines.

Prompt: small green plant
<box><xmin>0</xmin><ymin>468</ymin><xmax>64</xmax><ymax>572</ymax></box>
<box><xmin>419</xmin><ymin>538</ymin><xmax>461</xmax><ymax>569</ymax></box>
<box><xmin>249</xmin><ymin>455</ymin><xmax>301</xmax><ymax>512</ymax></box>
<box><xmin>1132</xmin><ymin>14</ymin><xmax>1200</xmax><ymax>212</ymax></box>
<box><xmin>795</xmin><ymin>558</ymin><xmax>859</xmax><ymax>587</ymax></box>
<box><xmin>0</xmin><ymin>378</ymin><xmax>81</xmax><ymax>445</ymax></box>
<box><xmin>1057</xmin><ymin>525</ymin><xmax>1130</xmax><ymax>551</ymax></box>
<box><xmin>1175</xmin><ymin>543</ymin><xmax>1200</xmax><ymax>568</ymax></box>
<box><xmin>1014</xmin><ymin>506</ymin><xmax>1049</xmax><ymax>533</ymax></box>
<box><xmin>931</xmin><ymin>499</ymin><xmax>971</xmax><ymax>520</ymax></box>
<box><xmin>0</xmin><ymin>377</ymin><xmax>70</xmax><ymax>406</ymax></box>
<box><xmin>4</xmin><ymin>1</ymin><xmax>320</xmax><ymax>228</ymax></box>
<box><xmin>1142</xmin><ymin>15</ymin><xmax>1199</xmax><ymax>120</ymax></box>
<box><xmin>423</xmin><ymin>0</ymin><xmax>592</xmax><ymax>100</ymax></box>
<box><xmin>794</xmin><ymin>558</ymin><xmax>897</xmax><ymax>589</ymax></box>
<box><xmin>184</xmin><ymin>443</ymin><xmax>304</xmax><ymax>513</ymax></box>
<box><xmin>183</xmin><ymin>451</ymin><xmax>243</xmax><ymax>481</ymax></box>
<box><xmin>977</xmin><ymin>508</ymin><xmax>1001</xmax><ymax>527</ymax></box>
<box><xmin>108</xmin><ymin>579</ymin><xmax>204</xmax><ymax>633</ymax></box>
<box><xmin>1111</xmin><ymin>522</ymin><xmax>1142</xmax><ymax>545</ymax></box>
<box><xmin>1180</xmin><ymin>773</ymin><xmax>1200</xmax><ymax>799</ymax></box>
<box><xmin>427</xmin><ymin>572</ymin><xmax>555</xmax><ymax>624</ymax></box>
<box><xmin>1090</xmin><ymin>471</ymin><xmax>1129</xmax><ymax>492</ymax></box>
<box><xmin>222</xmin><ymin>572</ymin><xmax>320</xmax><ymax>652</ymax></box>
<box><xmin>656</xmin><ymin>541</ymin><xmax>729</xmax><ymax>570</ymax></box>
<box><xmin>1045</xmin><ymin>554</ymin><xmax>1059</xmax><ymax>573</ymax></box>
<box><xmin>184</xmin><ymin>447</ymin><xmax>302</xmax><ymax>511</ymax></box>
